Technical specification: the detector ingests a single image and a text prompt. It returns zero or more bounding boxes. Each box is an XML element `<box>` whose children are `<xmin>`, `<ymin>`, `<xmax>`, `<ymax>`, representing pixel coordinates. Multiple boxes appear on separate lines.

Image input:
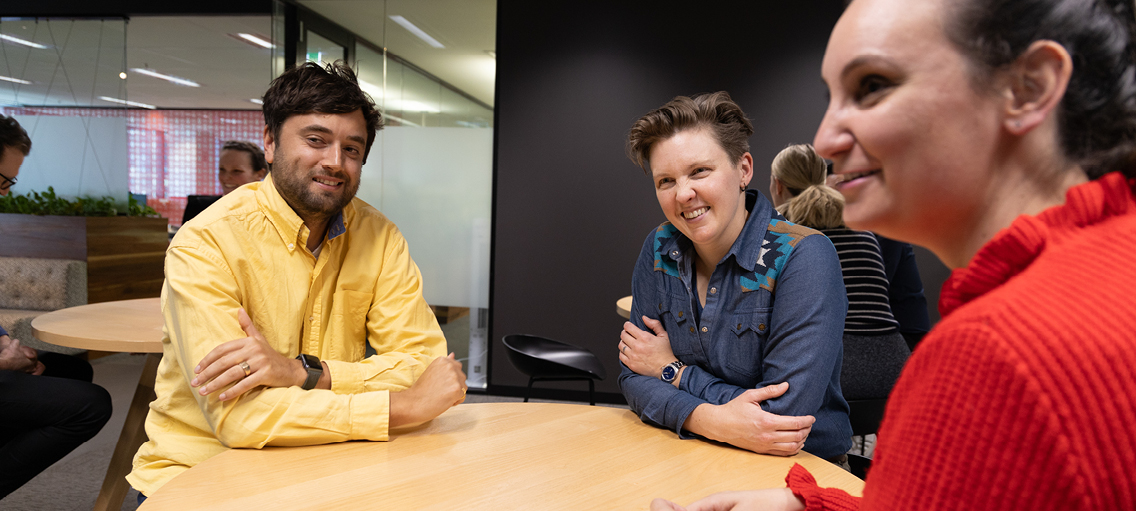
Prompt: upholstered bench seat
<box><xmin>0</xmin><ymin>256</ymin><xmax>88</xmax><ymax>355</ymax></box>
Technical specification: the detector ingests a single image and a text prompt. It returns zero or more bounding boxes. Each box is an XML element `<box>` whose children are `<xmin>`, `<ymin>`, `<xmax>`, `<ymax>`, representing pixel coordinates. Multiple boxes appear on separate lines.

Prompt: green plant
<box><xmin>0</xmin><ymin>187</ymin><xmax>160</xmax><ymax>217</ymax></box>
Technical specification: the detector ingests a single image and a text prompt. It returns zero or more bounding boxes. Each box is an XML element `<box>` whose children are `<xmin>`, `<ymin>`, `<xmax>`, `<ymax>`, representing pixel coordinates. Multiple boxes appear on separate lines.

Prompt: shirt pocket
<box><xmin>652</xmin><ymin>293</ymin><xmax>694</xmax><ymax>357</ymax></box>
<box><xmin>723</xmin><ymin>307</ymin><xmax>772</xmax><ymax>383</ymax></box>
<box><xmin>328</xmin><ymin>290</ymin><xmax>371</xmax><ymax>362</ymax></box>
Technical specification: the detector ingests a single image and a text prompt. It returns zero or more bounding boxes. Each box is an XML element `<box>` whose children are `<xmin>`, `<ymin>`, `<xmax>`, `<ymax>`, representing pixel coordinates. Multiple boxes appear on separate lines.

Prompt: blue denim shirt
<box><xmin>619</xmin><ymin>191</ymin><xmax>852</xmax><ymax>459</ymax></box>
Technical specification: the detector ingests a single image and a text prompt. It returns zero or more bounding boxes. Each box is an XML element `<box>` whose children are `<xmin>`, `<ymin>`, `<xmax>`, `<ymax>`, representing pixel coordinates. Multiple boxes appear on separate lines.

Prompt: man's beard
<box><xmin>271</xmin><ymin>152</ymin><xmax>359</xmax><ymax>221</ymax></box>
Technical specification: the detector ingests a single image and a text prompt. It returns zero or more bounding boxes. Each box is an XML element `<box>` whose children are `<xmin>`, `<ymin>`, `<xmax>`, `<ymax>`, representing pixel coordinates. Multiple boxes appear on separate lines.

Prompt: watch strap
<box><xmin>297</xmin><ymin>354</ymin><xmax>322</xmax><ymax>390</ymax></box>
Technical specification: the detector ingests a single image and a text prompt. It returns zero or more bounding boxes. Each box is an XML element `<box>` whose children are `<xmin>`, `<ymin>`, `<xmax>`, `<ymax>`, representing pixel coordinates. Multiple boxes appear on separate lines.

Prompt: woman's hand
<box><xmin>685</xmin><ymin>382</ymin><xmax>815</xmax><ymax>456</ymax></box>
<box><xmin>619</xmin><ymin>316</ymin><xmax>677</xmax><ymax>378</ymax></box>
<box><xmin>651</xmin><ymin>488</ymin><xmax>804</xmax><ymax>511</ymax></box>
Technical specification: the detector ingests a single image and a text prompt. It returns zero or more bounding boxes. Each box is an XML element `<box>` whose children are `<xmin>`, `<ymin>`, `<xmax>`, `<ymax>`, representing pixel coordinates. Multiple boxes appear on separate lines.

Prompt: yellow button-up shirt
<box><xmin>128</xmin><ymin>175</ymin><xmax>445</xmax><ymax>496</ymax></box>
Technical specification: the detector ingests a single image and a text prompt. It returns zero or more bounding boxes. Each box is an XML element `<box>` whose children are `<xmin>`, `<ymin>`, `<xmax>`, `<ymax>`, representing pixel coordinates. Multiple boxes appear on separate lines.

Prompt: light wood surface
<box><xmin>31</xmin><ymin>297</ymin><xmax>165</xmax><ymax>511</ymax></box>
<box><xmin>31</xmin><ymin>297</ymin><xmax>163</xmax><ymax>353</ymax></box>
<box><xmin>140</xmin><ymin>402</ymin><xmax>862</xmax><ymax>510</ymax></box>
<box><xmin>617</xmin><ymin>294</ymin><xmax>633</xmax><ymax>319</ymax></box>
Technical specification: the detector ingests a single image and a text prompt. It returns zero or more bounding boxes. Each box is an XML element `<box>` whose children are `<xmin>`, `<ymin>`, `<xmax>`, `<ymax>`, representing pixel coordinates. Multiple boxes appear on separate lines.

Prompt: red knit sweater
<box><xmin>787</xmin><ymin>172</ymin><xmax>1136</xmax><ymax>510</ymax></box>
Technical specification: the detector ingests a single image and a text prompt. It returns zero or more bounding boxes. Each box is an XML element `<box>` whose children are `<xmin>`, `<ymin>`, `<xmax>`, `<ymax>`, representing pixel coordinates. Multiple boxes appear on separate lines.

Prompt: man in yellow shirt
<box><xmin>128</xmin><ymin>61</ymin><xmax>467</xmax><ymax>498</ymax></box>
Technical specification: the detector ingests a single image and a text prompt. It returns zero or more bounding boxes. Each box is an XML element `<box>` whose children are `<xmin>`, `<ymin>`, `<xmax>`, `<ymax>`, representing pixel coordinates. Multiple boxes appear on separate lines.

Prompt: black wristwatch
<box><xmin>660</xmin><ymin>360</ymin><xmax>685</xmax><ymax>383</ymax></box>
<box><xmin>296</xmin><ymin>353</ymin><xmax>323</xmax><ymax>390</ymax></box>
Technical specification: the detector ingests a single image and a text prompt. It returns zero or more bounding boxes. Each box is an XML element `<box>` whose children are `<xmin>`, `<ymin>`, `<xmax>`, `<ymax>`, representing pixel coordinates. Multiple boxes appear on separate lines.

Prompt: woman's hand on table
<box><xmin>620</xmin><ymin>316</ymin><xmax>677</xmax><ymax>379</ymax></box>
<box><xmin>650</xmin><ymin>488</ymin><xmax>804</xmax><ymax>511</ymax></box>
<box><xmin>192</xmin><ymin>308</ymin><xmax>317</xmax><ymax>401</ymax></box>
<box><xmin>685</xmin><ymin>382</ymin><xmax>814</xmax><ymax>456</ymax></box>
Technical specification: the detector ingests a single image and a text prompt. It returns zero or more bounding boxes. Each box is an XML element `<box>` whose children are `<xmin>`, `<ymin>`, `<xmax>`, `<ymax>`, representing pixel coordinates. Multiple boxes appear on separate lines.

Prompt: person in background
<box><xmin>128</xmin><ymin>61</ymin><xmax>467</xmax><ymax>502</ymax></box>
<box><xmin>0</xmin><ymin>114</ymin><xmax>113</xmax><ymax>499</ymax></box>
<box><xmin>619</xmin><ymin>92</ymin><xmax>852</xmax><ymax>464</ymax></box>
<box><xmin>652</xmin><ymin>0</ymin><xmax>1136</xmax><ymax>508</ymax></box>
<box><xmin>182</xmin><ymin>140</ymin><xmax>268</xmax><ymax>225</ymax></box>
<box><xmin>769</xmin><ymin>143</ymin><xmax>909</xmax><ymax>403</ymax></box>
<box><xmin>874</xmin><ymin>235</ymin><xmax>930</xmax><ymax>351</ymax></box>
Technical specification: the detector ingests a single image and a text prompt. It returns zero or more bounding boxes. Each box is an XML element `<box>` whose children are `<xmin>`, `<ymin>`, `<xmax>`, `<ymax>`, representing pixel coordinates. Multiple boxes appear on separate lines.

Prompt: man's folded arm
<box><xmin>165</xmin><ymin>244</ymin><xmax>391</xmax><ymax>449</ymax></box>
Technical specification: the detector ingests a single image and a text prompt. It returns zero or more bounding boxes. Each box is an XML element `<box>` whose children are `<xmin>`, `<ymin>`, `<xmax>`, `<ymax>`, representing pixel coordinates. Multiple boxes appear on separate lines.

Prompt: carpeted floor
<box><xmin>0</xmin><ymin>352</ymin><xmax>623</xmax><ymax>511</ymax></box>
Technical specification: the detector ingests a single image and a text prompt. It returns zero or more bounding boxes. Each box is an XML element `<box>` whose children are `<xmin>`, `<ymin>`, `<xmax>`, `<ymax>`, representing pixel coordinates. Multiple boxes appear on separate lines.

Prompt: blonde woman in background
<box><xmin>769</xmin><ymin>144</ymin><xmax>909</xmax><ymax>403</ymax></box>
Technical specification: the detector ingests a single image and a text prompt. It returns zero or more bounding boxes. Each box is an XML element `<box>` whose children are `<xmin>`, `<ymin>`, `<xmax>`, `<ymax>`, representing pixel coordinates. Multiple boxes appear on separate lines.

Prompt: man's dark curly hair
<box><xmin>0</xmin><ymin>115</ymin><xmax>31</xmax><ymax>160</ymax></box>
<box><xmin>261</xmin><ymin>61</ymin><xmax>384</xmax><ymax>163</ymax></box>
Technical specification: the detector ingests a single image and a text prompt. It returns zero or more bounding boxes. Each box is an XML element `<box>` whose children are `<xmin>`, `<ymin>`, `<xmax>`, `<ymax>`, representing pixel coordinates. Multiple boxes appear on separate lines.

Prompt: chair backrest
<box><xmin>846</xmin><ymin>398</ymin><xmax>887</xmax><ymax>437</ymax></box>
<box><xmin>0</xmin><ymin>256</ymin><xmax>87</xmax><ymax>311</ymax></box>
<box><xmin>502</xmin><ymin>334</ymin><xmax>607</xmax><ymax>380</ymax></box>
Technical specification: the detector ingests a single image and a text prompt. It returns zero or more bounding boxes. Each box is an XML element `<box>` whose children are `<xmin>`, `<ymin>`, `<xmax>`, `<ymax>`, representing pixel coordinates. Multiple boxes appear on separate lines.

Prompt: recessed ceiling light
<box><xmin>130</xmin><ymin>68</ymin><xmax>200</xmax><ymax>87</ymax></box>
<box><xmin>119</xmin><ymin>72</ymin><xmax>127</xmax><ymax>79</ymax></box>
<box><xmin>0</xmin><ymin>75</ymin><xmax>31</xmax><ymax>85</ymax></box>
<box><xmin>388</xmin><ymin>16</ymin><xmax>445</xmax><ymax>49</ymax></box>
<box><xmin>235</xmin><ymin>33</ymin><xmax>275</xmax><ymax>49</ymax></box>
<box><xmin>249</xmin><ymin>98</ymin><xmax>263</xmax><ymax>105</ymax></box>
<box><xmin>98</xmin><ymin>96</ymin><xmax>156</xmax><ymax>109</ymax></box>
<box><xmin>0</xmin><ymin>34</ymin><xmax>48</xmax><ymax>49</ymax></box>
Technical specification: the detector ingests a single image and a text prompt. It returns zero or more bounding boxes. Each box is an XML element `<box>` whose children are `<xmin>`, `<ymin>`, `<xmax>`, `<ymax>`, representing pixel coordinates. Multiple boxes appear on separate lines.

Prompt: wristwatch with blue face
<box><xmin>660</xmin><ymin>360</ymin><xmax>685</xmax><ymax>383</ymax></box>
<box><xmin>296</xmin><ymin>353</ymin><xmax>322</xmax><ymax>390</ymax></box>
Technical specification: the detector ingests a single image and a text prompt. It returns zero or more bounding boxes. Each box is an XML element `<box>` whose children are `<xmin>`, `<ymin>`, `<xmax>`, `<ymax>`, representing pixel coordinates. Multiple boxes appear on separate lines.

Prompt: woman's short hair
<box><xmin>772</xmin><ymin>144</ymin><xmax>845</xmax><ymax>230</ymax></box>
<box><xmin>945</xmin><ymin>0</ymin><xmax>1136</xmax><ymax>178</ymax></box>
<box><xmin>0</xmin><ymin>115</ymin><xmax>31</xmax><ymax>160</ymax></box>
<box><xmin>626</xmin><ymin>91</ymin><xmax>754</xmax><ymax>174</ymax></box>
<box><xmin>262</xmin><ymin>60</ymin><xmax>383</xmax><ymax>164</ymax></box>
<box><xmin>221</xmin><ymin>140</ymin><xmax>268</xmax><ymax>173</ymax></box>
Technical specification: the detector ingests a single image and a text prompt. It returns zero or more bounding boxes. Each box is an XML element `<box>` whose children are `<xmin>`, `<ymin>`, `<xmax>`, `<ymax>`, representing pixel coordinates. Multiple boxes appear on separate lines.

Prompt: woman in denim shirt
<box><xmin>618</xmin><ymin>92</ymin><xmax>852</xmax><ymax>462</ymax></box>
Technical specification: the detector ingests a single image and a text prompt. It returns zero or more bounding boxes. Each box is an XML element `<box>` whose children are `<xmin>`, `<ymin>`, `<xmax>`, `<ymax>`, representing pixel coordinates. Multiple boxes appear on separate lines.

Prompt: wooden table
<box><xmin>32</xmin><ymin>297</ymin><xmax>164</xmax><ymax>511</ymax></box>
<box><xmin>617</xmin><ymin>295</ymin><xmax>633</xmax><ymax>319</ymax></box>
<box><xmin>139</xmin><ymin>402</ymin><xmax>863</xmax><ymax>510</ymax></box>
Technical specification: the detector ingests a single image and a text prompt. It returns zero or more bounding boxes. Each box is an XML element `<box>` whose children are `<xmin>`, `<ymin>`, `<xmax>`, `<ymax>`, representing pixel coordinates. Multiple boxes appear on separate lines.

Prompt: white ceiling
<box><xmin>0</xmin><ymin>1</ymin><xmax>495</xmax><ymax>111</ymax></box>
<box><xmin>300</xmin><ymin>0</ymin><xmax>497</xmax><ymax>107</ymax></box>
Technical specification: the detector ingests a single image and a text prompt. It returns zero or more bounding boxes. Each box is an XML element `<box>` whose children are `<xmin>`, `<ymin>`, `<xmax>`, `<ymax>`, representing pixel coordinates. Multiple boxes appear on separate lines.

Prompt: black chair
<box><xmin>182</xmin><ymin>194</ymin><xmax>222</xmax><ymax>225</ymax></box>
<box><xmin>502</xmin><ymin>334</ymin><xmax>607</xmax><ymax>405</ymax></box>
<box><xmin>846</xmin><ymin>398</ymin><xmax>888</xmax><ymax>479</ymax></box>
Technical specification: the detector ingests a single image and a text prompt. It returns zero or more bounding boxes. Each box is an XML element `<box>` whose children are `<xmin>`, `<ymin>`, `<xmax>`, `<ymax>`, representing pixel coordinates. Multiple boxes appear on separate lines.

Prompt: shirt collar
<box><xmin>254</xmin><ymin>174</ymin><xmax>350</xmax><ymax>254</ymax></box>
<box><xmin>658</xmin><ymin>190</ymin><xmax>774</xmax><ymax>272</ymax></box>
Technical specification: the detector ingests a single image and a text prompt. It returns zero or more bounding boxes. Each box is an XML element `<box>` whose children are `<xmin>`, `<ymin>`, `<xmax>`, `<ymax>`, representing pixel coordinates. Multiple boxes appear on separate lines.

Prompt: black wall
<box><xmin>489</xmin><ymin>0</ymin><xmax>950</xmax><ymax>401</ymax></box>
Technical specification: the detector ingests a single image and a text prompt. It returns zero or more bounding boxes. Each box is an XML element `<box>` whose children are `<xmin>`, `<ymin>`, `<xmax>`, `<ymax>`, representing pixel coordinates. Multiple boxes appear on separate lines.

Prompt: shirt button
<box><xmin>309</xmin><ymin>316</ymin><xmax>314</xmax><ymax>322</ymax></box>
<box><xmin>288</xmin><ymin>243</ymin><xmax>294</xmax><ymax>249</ymax></box>
<box><xmin>710</xmin><ymin>287</ymin><xmax>717</xmax><ymax>295</ymax></box>
<box><xmin>737</xmin><ymin>323</ymin><xmax>743</xmax><ymax>329</ymax></box>
<box><xmin>658</xmin><ymin>303</ymin><xmax>663</xmax><ymax>309</ymax></box>
<box><xmin>689</xmin><ymin>326</ymin><xmax>695</xmax><ymax>334</ymax></box>
<box><xmin>701</xmin><ymin>326</ymin><xmax>708</xmax><ymax>333</ymax></box>
<box><xmin>758</xmin><ymin>323</ymin><xmax>766</xmax><ymax>332</ymax></box>
<box><xmin>677</xmin><ymin>311</ymin><xmax>684</xmax><ymax>318</ymax></box>
<box><xmin>670</xmin><ymin>250</ymin><xmax>680</xmax><ymax>258</ymax></box>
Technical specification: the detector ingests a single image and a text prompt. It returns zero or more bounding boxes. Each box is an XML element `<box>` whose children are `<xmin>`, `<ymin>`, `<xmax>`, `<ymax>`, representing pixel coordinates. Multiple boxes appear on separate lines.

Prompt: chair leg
<box><xmin>524</xmin><ymin>377</ymin><xmax>534</xmax><ymax>402</ymax></box>
<box><xmin>588</xmin><ymin>379</ymin><xmax>595</xmax><ymax>406</ymax></box>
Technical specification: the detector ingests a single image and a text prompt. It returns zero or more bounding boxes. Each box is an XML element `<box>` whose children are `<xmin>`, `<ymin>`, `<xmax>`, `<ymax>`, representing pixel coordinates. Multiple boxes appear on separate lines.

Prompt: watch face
<box><xmin>299</xmin><ymin>354</ymin><xmax>320</xmax><ymax>370</ymax></box>
<box><xmin>661</xmin><ymin>365</ymin><xmax>677</xmax><ymax>381</ymax></box>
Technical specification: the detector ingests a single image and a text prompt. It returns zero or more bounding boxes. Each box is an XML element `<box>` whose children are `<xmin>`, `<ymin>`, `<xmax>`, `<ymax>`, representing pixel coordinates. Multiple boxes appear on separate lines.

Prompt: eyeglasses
<box><xmin>0</xmin><ymin>172</ymin><xmax>15</xmax><ymax>190</ymax></box>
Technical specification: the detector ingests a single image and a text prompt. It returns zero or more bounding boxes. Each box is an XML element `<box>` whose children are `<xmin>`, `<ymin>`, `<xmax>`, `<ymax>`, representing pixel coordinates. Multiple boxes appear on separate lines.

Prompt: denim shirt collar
<box><xmin>657</xmin><ymin>190</ymin><xmax>773</xmax><ymax>273</ymax></box>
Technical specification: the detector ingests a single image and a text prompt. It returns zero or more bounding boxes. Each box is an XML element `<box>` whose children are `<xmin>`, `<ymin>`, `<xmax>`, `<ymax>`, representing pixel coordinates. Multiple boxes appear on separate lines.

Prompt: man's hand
<box><xmin>389</xmin><ymin>354</ymin><xmax>467</xmax><ymax>428</ymax></box>
<box><xmin>192</xmin><ymin>308</ymin><xmax>308</xmax><ymax>401</ymax></box>
<box><xmin>619</xmin><ymin>316</ymin><xmax>677</xmax><ymax>379</ymax></box>
<box><xmin>651</xmin><ymin>489</ymin><xmax>805</xmax><ymax>511</ymax></box>
<box><xmin>686</xmin><ymin>382</ymin><xmax>815</xmax><ymax>456</ymax></box>
<box><xmin>0</xmin><ymin>338</ymin><xmax>43</xmax><ymax>374</ymax></box>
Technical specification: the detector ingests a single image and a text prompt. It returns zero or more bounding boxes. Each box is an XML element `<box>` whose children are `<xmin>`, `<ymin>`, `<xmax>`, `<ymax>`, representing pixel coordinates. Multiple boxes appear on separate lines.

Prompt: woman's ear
<box><xmin>1003</xmin><ymin>40</ymin><xmax>1073</xmax><ymax>135</ymax></box>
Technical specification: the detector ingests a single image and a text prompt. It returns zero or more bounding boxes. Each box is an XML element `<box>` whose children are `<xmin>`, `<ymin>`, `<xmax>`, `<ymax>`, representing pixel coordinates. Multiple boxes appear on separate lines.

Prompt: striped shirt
<box><xmin>821</xmin><ymin>229</ymin><xmax>900</xmax><ymax>334</ymax></box>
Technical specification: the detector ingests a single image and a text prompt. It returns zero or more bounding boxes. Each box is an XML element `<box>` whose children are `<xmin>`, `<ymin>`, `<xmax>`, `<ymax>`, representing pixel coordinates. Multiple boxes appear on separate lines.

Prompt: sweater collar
<box><xmin>939</xmin><ymin>172</ymin><xmax>1135</xmax><ymax>317</ymax></box>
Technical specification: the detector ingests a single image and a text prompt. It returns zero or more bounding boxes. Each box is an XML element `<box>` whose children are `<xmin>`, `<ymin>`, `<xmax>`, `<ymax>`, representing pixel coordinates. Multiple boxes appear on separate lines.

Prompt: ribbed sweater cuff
<box><xmin>786</xmin><ymin>463</ymin><xmax>861</xmax><ymax>511</ymax></box>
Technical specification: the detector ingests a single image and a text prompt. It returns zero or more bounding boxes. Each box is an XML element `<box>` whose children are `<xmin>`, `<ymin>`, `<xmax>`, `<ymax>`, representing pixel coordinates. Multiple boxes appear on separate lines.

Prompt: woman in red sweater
<box><xmin>651</xmin><ymin>0</ymin><xmax>1136</xmax><ymax>509</ymax></box>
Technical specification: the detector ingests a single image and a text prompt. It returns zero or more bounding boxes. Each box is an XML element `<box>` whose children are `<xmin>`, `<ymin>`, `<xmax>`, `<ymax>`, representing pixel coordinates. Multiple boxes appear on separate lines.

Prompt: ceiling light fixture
<box><xmin>0</xmin><ymin>33</ymin><xmax>48</xmax><ymax>49</ymax></box>
<box><xmin>0</xmin><ymin>75</ymin><xmax>31</xmax><ymax>85</ymax></box>
<box><xmin>388</xmin><ymin>16</ymin><xmax>445</xmax><ymax>48</ymax></box>
<box><xmin>98</xmin><ymin>96</ymin><xmax>157</xmax><ymax>109</ymax></box>
<box><xmin>236</xmin><ymin>33</ymin><xmax>275</xmax><ymax>49</ymax></box>
<box><xmin>130</xmin><ymin>67</ymin><xmax>201</xmax><ymax>87</ymax></box>
<box><xmin>249</xmin><ymin>98</ymin><xmax>263</xmax><ymax>105</ymax></box>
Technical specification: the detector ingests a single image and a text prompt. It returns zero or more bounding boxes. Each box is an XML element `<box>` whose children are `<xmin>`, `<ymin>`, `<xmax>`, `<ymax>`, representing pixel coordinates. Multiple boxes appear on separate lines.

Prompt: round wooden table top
<box><xmin>617</xmin><ymin>295</ymin><xmax>633</xmax><ymax>319</ymax></box>
<box><xmin>140</xmin><ymin>402</ymin><xmax>863</xmax><ymax>510</ymax></box>
<box><xmin>31</xmin><ymin>297</ymin><xmax>163</xmax><ymax>353</ymax></box>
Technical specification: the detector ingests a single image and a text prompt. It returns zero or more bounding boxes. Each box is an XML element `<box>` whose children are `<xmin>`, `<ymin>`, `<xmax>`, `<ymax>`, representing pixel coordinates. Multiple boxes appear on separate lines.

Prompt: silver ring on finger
<box><xmin>239</xmin><ymin>361</ymin><xmax>252</xmax><ymax>377</ymax></box>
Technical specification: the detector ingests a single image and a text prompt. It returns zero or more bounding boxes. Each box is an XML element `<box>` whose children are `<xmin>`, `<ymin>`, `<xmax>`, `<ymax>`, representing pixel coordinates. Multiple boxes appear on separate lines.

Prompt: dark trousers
<box><xmin>0</xmin><ymin>353</ymin><xmax>113</xmax><ymax>498</ymax></box>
